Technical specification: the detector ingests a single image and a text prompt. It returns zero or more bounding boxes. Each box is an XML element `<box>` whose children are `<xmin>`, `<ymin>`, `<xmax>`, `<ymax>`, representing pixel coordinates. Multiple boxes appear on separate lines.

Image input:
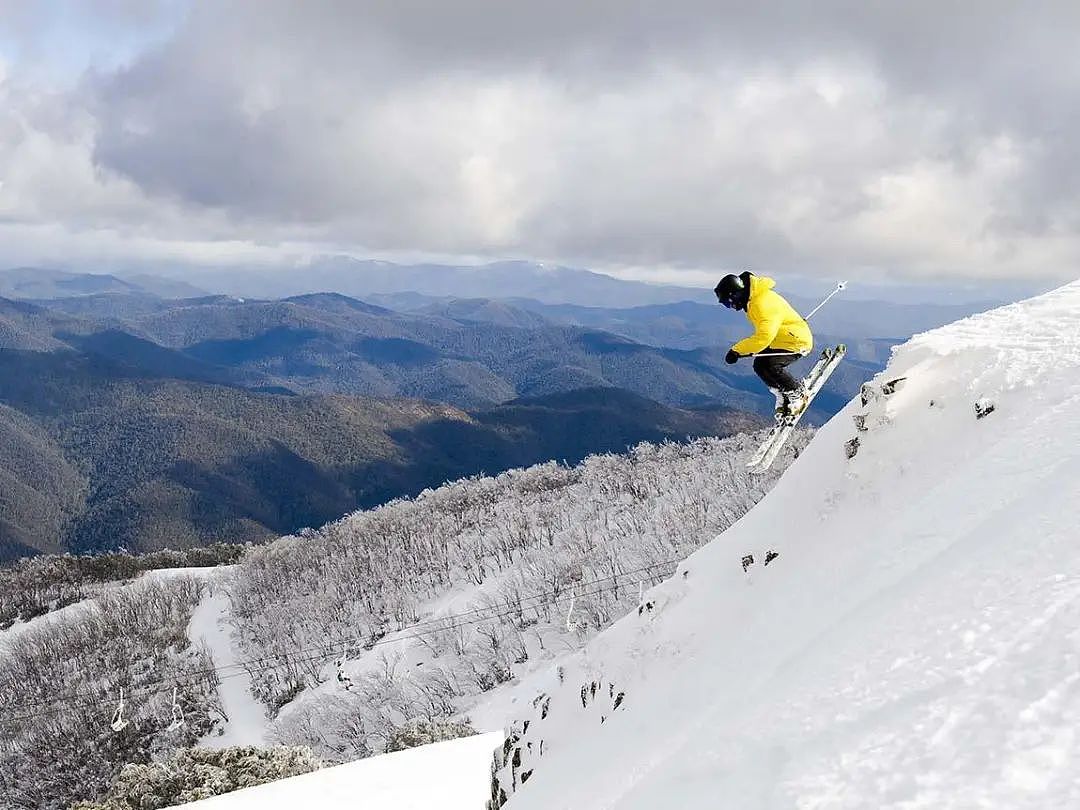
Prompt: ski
<box><xmin>745</xmin><ymin>346</ymin><xmax>838</xmax><ymax>468</ymax></box>
<box><xmin>746</xmin><ymin>344</ymin><xmax>847</xmax><ymax>472</ymax></box>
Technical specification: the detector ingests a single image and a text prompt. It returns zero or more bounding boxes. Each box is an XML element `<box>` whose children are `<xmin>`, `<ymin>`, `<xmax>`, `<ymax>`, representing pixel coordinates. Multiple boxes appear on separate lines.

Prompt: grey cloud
<box><xmin>6</xmin><ymin>1</ymin><xmax>1080</xmax><ymax>281</ymax></box>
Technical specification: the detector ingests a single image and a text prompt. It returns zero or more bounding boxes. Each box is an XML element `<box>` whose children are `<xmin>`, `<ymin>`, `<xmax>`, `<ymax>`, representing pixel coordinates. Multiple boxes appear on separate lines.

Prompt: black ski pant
<box><xmin>752</xmin><ymin>349</ymin><xmax>803</xmax><ymax>392</ymax></box>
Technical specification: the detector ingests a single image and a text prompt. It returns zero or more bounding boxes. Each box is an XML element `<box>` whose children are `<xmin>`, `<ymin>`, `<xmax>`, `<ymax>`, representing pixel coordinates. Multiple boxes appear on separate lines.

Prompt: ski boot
<box><xmin>770</xmin><ymin>388</ymin><xmax>787</xmax><ymax>422</ymax></box>
<box><xmin>779</xmin><ymin>386</ymin><xmax>809</xmax><ymax>420</ymax></box>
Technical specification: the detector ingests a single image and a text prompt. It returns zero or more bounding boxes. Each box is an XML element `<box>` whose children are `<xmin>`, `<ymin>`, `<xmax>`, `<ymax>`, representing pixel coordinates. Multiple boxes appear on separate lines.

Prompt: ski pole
<box><xmin>803</xmin><ymin>281</ymin><xmax>847</xmax><ymax>320</ymax></box>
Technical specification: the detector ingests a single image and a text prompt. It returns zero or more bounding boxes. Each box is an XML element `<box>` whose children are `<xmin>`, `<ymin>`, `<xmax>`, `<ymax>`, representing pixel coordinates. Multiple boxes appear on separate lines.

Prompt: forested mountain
<box><xmin>0</xmin><ymin>283</ymin><xmax>880</xmax><ymax>562</ymax></box>
<box><xmin>19</xmin><ymin>288</ymin><xmax>880</xmax><ymax>413</ymax></box>
<box><xmin>27</xmin><ymin>292</ymin><xmax>774</xmax><ymax>410</ymax></box>
<box><xmin>411</xmin><ymin>294</ymin><xmax>989</xmax><ymax>377</ymax></box>
<box><xmin>496</xmin><ymin>295</ymin><xmax>989</xmax><ymax>346</ymax></box>
<box><xmin>0</xmin><ymin>304</ymin><xmax>760</xmax><ymax>560</ymax></box>
<box><xmin>0</xmin><ymin>298</ymin><xmax>89</xmax><ymax>351</ymax></box>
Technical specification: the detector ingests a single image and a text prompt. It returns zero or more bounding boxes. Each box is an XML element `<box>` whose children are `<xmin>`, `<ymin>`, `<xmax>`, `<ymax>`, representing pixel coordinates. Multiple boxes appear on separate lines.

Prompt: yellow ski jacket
<box><xmin>732</xmin><ymin>275</ymin><xmax>813</xmax><ymax>356</ymax></box>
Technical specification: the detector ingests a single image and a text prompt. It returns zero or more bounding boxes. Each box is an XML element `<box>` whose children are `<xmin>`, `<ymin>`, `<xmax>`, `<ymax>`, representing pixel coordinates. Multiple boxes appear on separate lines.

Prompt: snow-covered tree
<box><xmin>69</xmin><ymin>745</ymin><xmax>320</xmax><ymax>810</ymax></box>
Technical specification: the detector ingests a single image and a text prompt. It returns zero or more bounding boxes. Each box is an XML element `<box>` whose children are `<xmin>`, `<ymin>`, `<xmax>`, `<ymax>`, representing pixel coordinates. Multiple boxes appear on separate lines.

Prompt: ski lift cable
<box><xmin>0</xmin><ymin>559</ymin><xmax>684</xmax><ymax>724</ymax></box>
<box><xmin>14</xmin><ymin>566</ymin><xmax>680</xmax><ymax>720</ymax></box>
<box><xmin>2</xmin><ymin>570</ymin><xmax>680</xmax><ymax>727</ymax></box>
<box><xmin>2</xmin><ymin>556</ymin><xmax>683</xmax><ymax>715</ymax></box>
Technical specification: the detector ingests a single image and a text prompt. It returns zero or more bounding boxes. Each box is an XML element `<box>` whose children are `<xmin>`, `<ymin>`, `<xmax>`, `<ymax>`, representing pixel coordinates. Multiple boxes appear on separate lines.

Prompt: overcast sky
<box><xmin>1</xmin><ymin>0</ymin><xmax>1078</xmax><ymax>287</ymax></box>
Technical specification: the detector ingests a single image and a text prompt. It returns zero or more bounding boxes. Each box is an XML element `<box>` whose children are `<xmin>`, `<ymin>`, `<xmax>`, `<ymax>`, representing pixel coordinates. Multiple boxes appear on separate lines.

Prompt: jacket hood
<box><xmin>749</xmin><ymin>275</ymin><xmax>776</xmax><ymax>298</ymax></box>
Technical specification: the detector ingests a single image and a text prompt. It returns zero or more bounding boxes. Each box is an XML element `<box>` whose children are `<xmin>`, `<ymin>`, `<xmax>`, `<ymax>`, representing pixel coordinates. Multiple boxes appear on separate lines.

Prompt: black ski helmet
<box><xmin>714</xmin><ymin>273</ymin><xmax>749</xmax><ymax>310</ymax></box>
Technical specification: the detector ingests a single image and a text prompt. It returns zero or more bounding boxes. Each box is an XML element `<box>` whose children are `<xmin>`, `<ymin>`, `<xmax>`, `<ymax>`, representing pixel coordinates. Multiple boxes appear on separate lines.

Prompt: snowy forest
<box><xmin>0</xmin><ymin>577</ymin><xmax>221</xmax><ymax>809</ymax></box>
<box><xmin>231</xmin><ymin>431</ymin><xmax>808</xmax><ymax>756</ymax></box>
<box><xmin>0</xmin><ymin>430</ymin><xmax>807</xmax><ymax>809</ymax></box>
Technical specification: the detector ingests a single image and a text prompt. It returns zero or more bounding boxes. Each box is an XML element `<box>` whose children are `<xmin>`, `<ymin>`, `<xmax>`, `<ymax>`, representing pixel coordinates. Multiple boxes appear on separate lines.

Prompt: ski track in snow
<box><xmin>187</xmin><ymin>575</ymin><xmax>270</xmax><ymax>748</ymax></box>
<box><xmin>496</xmin><ymin>281</ymin><xmax>1080</xmax><ymax>810</ymax></box>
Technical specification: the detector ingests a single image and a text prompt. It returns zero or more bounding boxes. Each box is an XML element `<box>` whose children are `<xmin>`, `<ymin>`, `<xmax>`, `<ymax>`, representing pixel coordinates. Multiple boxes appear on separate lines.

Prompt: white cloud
<box><xmin>1</xmin><ymin>1</ymin><xmax>1079</xmax><ymax>284</ymax></box>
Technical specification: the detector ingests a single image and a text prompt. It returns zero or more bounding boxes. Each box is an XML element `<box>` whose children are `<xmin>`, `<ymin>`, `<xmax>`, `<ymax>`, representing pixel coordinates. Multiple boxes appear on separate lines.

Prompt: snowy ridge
<box><xmin>0</xmin><ymin>566</ymin><xmax>217</xmax><ymax>652</ymax></box>
<box><xmin>493</xmin><ymin>281</ymin><xmax>1080</xmax><ymax>809</ymax></box>
<box><xmin>0</xmin><ymin>596</ymin><xmax>96</xmax><ymax>652</ymax></box>
<box><xmin>176</xmin><ymin>732</ymin><xmax>502</xmax><ymax>809</ymax></box>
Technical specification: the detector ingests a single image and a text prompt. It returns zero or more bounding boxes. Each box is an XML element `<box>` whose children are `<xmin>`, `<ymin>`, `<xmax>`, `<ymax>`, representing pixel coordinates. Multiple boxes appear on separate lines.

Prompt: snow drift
<box><xmin>493</xmin><ymin>281</ymin><xmax>1080</xmax><ymax>809</ymax></box>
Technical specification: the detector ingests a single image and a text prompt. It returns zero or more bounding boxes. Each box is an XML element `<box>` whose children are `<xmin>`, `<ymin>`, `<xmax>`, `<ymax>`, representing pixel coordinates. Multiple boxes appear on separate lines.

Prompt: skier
<box><xmin>714</xmin><ymin>271</ymin><xmax>814</xmax><ymax>417</ymax></box>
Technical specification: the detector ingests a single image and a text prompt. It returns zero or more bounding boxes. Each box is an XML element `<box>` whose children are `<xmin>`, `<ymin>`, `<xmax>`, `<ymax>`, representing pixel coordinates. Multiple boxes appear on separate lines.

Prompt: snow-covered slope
<box><xmin>493</xmin><ymin>282</ymin><xmax>1080</xmax><ymax>809</ymax></box>
<box><xmin>176</xmin><ymin>732</ymin><xmax>502</xmax><ymax>809</ymax></box>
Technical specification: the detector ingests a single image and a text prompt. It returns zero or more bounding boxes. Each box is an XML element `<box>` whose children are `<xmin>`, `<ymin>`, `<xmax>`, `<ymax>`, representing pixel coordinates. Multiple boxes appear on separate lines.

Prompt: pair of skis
<box><xmin>745</xmin><ymin>344</ymin><xmax>847</xmax><ymax>472</ymax></box>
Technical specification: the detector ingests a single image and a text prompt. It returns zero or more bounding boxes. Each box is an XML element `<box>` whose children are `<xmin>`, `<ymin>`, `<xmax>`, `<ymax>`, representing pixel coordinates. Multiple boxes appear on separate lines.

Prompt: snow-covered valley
<box><xmin>489</xmin><ymin>280</ymin><xmax>1080</xmax><ymax>809</ymax></box>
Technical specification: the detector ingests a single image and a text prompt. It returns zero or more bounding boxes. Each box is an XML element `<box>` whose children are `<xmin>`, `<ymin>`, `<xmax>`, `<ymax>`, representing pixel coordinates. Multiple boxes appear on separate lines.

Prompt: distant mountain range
<box><xmin>19</xmin><ymin>290</ymin><xmax>797</xmax><ymax>411</ymax></box>
<box><xmin>0</xmin><ymin>265</ymin><xmax>992</xmax><ymax>562</ymax></box>
<box><xmin>3</xmin><ymin>263</ymin><xmax>994</xmax><ymax>343</ymax></box>
<box><xmin>0</xmin><ymin>267</ymin><xmax>207</xmax><ymax>300</ymax></box>
<box><xmin>0</xmin><ymin>292</ymin><xmax>763</xmax><ymax>562</ymax></box>
<box><xmin>2</xmin><ymin>266</ymin><xmax>981</xmax><ymax>420</ymax></box>
<box><xmin>381</xmin><ymin>291</ymin><xmax>989</xmax><ymax>346</ymax></box>
<box><xmin>174</xmin><ymin>257</ymin><xmax>712</xmax><ymax>308</ymax></box>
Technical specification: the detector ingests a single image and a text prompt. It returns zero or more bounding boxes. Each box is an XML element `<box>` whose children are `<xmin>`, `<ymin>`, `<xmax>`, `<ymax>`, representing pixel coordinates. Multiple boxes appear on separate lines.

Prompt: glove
<box><xmin>725</xmin><ymin>349</ymin><xmax>740</xmax><ymax>365</ymax></box>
